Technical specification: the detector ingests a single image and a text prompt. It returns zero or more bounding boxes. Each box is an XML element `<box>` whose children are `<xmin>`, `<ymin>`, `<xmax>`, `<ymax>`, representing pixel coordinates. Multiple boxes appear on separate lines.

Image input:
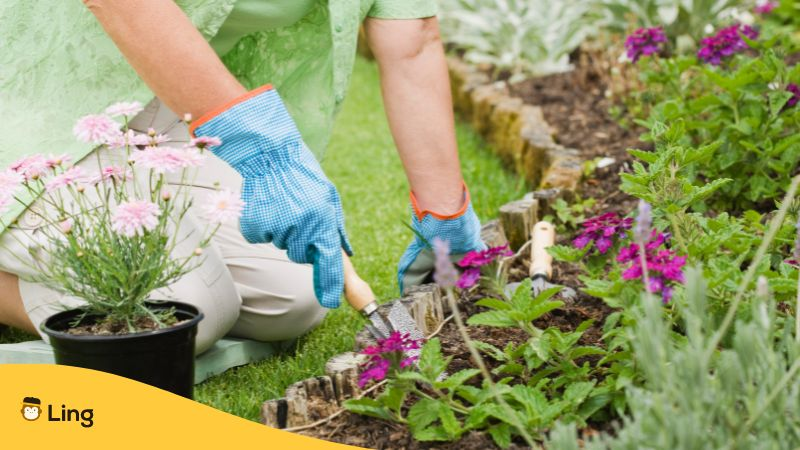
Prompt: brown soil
<box><xmin>67</xmin><ymin>314</ymin><xmax>180</xmax><ymax>336</ymax></box>
<box><xmin>301</xmin><ymin>54</ymin><xmax>632</xmax><ymax>449</ymax></box>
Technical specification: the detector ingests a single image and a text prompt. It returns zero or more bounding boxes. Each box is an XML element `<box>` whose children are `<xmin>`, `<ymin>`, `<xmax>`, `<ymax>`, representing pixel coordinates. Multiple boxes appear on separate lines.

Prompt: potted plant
<box><xmin>0</xmin><ymin>102</ymin><xmax>241</xmax><ymax>398</ymax></box>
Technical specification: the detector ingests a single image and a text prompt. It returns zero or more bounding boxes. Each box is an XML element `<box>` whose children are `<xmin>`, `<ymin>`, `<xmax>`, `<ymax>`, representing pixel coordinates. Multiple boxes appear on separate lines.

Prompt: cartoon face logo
<box><xmin>21</xmin><ymin>397</ymin><xmax>41</xmax><ymax>421</ymax></box>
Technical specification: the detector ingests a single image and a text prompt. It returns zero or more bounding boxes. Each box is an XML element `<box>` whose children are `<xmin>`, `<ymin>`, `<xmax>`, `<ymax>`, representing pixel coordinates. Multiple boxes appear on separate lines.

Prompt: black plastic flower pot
<box><xmin>41</xmin><ymin>301</ymin><xmax>203</xmax><ymax>399</ymax></box>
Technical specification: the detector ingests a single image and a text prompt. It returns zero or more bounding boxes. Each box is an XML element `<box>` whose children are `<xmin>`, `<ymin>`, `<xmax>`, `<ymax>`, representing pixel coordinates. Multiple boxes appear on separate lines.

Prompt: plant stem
<box><xmin>704</xmin><ymin>175</ymin><xmax>800</xmax><ymax>362</ymax></box>
<box><xmin>443</xmin><ymin>288</ymin><xmax>536</xmax><ymax>448</ymax></box>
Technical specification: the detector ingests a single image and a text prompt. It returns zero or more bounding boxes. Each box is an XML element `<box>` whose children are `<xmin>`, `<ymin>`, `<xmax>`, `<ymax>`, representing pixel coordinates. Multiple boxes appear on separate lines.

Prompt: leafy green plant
<box><xmin>439</xmin><ymin>0</ymin><xmax>600</xmax><ymax>78</ymax></box>
<box><xmin>543</xmin><ymin>197</ymin><xmax>597</xmax><ymax>234</ymax></box>
<box><xmin>633</xmin><ymin>43</ymin><xmax>800</xmax><ymax>210</ymax></box>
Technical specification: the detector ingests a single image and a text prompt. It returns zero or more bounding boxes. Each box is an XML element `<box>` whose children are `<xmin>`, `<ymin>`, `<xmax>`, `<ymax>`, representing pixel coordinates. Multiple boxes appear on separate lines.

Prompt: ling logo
<box><xmin>20</xmin><ymin>396</ymin><xmax>94</xmax><ymax>427</ymax></box>
<box><xmin>21</xmin><ymin>397</ymin><xmax>42</xmax><ymax>421</ymax></box>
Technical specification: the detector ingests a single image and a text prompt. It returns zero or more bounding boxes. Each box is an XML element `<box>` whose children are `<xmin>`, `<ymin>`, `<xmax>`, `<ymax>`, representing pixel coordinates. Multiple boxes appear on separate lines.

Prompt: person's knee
<box><xmin>229</xmin><ymin>287</ymin><xmax>328</xmax><ymax>342</ymax></box>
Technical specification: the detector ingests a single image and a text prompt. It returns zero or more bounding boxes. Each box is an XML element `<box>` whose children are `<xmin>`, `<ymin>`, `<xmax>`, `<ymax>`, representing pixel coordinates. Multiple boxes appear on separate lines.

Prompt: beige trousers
<box><xmin>0</xmin><ymin>99</ymin><xmax>326</xmax><ymax>353</ymax></box>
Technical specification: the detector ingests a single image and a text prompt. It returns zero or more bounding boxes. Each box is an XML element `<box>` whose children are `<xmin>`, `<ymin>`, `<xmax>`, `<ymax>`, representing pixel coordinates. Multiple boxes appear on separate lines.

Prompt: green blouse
<box><xmin>0</xmin><ymin>0</ymin><xmax>437</xmax><ymax>233</ymax></box>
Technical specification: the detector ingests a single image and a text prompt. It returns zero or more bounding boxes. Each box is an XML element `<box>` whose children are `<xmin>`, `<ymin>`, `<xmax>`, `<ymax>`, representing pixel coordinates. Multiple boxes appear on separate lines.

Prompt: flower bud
<box><xmin>147</xmin><ymin>127</ymin><xmax>156</xmax><ymax>137</ymax></box>
<box><xmin>756</xmin><ymin>275</ymin><xmax>769</xmax><ymax>300</ymax></box>
<box><xmin>59</xmin><ymin>218</ymin><xmax>73</xmax><ymax>234</ymax></box>
<box><xmin>162</xmin><ymin>190</ymin><xmax>172</xmax><ymax>202</ymax></box>
<box><xmin>634</xmin><ymin>200</ymin><xmax>652</xmax><ymax>242</ymax></box>
<box><xmin>183</xmin><ymin>113</ymin><xmax>192</xmax><ymax>123</ymax></box>
<box><xmin>194</xmin><ymin>247</ymin><xmax>203</xmax><ymax>256</ymax></box>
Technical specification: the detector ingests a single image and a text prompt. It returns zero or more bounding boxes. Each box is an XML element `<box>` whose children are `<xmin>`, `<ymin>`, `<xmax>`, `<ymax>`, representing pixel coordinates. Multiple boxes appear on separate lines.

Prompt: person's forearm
<box><xmin>83</xmin><ymin>0</ymin><xmax>246</xmax><ymax>119</ymax></box>
<box><xmin>365</xmin><ymin>18</ymin><xmax>464</xmax><ymax>216</ymax></box>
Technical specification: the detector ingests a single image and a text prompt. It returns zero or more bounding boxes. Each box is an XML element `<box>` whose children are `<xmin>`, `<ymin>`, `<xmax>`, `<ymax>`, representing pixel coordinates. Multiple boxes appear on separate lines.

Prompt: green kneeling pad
<box><xmin>0</xmin><ymin>338</ymin><xmax>279</xmax><ymax>384</ymax></box>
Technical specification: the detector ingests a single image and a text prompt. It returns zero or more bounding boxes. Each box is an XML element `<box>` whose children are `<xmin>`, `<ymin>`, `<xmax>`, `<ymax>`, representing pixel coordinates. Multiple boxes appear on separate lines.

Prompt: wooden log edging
<box><xmin>447</xmin><ymin>57</ymin><xmax>584</xmax><ymax>193</ymax></box>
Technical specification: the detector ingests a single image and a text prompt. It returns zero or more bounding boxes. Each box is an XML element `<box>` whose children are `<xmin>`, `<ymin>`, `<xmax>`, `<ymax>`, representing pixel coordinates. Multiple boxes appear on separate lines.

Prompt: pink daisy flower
<box><xmin>0</xmin><ymin>169</ymin><xmax>24</xmax><ymax>196</ymax></box>
<box><xmin>111</xmin><ymin>200</ymin><xmax>161</xmax><ymax>237</ymax></box>
<box><xmin>91</xmin><ymin>166</ymin><xmax>132</xmax><ymax>185</ymax></box>
<box><xmin>189</xmin><ymin>137</ymin><xmax>222</xmax><ymax>149</ymax></box>
<box><xmin>44</xmin><ymin>166</ymin><xmax>87</xmax><ymax>192</ymax></box>
<box><xmin>106</xmin><ymin>129</ymin><xmax>151</xmax><ymax>149</ymax></box>
<box><xmin>10</xmin><ymin>155</ymin><xmax>49</xmax><ymax>181</ymax></box>
<box><xmin>45</xmin><ymin>154</ymin><xmax>72</xmax><ymax>169</ymax></box>
<box><xmin>0</xmin><ymin>194</ymin><xmax>13</xmax><ymax>215</ymax></box>
<box><xmin>105</xmin><ymin>101</ymin><xmax>143</xmax><ymax>118</ymax></box>
<box><xmin>73</xmin><ymin>114</ymin><xmax>121</xmax><ymax>144</ymax></box>
<box><xmin>130</xmin><ymin>147</ymin><xmax>205</xmax><ymax>173</ymax></box>
<box><xmin>201</xmin><ymin>189</ymin><xmax>244</xmax><ymax>225</ymax></box>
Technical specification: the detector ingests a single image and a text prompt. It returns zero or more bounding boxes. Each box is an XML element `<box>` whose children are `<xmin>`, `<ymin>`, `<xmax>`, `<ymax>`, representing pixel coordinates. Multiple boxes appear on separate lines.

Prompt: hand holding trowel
<box><xmin>341</xmin><ymin>250</ymin><xmax>425</xmax><ymax>352</ymax></box>
<box><xmin>506</xmin><ymin>221</ymin><xmax>577</xmax><ymax>300</ymax></box>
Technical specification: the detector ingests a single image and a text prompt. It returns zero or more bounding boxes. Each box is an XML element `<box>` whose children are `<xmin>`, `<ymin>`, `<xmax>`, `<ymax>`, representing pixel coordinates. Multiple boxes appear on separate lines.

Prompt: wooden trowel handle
<box><xmin>530</xmin><ymin>221</ymin><xmax>555</xmax><ymax>279</ymax></box>
<box><xmin>342</xmin><ymin>250</ymin><xmax>377</xmax><ymax>312</ymax></box>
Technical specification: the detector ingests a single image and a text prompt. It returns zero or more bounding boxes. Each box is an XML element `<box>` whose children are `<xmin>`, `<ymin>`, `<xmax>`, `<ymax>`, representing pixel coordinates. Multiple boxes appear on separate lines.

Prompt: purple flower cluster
<box><xmin>787</xmin><ymin>83</ymin><xmax>800</xmax><ymax>108</ymax></box>
<box><xmin>617</xmin><ymin>232</ymin><xmax>686</xmax><ymax>302</ymax></box>
<box><xmin>358</xmin><ymin>332</ymin><xmax>421</xmax><ymax>388</ymax></box>
<box><xmin>754</xmin><ymin>1</ymin><xmax>778</xmax><ymax>14</ymax></box>
<box><xmin>697</xmin><ymin>24</ymin><xmax>758</xmax><ymax>65</ymax></box>
<box><xmin>456</xmin><ymin>245</ymin><xmax>513</xmax><ymax>289</ymax></box>
<box><xmin>625</xmin><ymin>27</ymin><xmax>667</xmax><ymax>63</ymax></box>
<box><xmin>573</xmin><ymin>213</ymin><xmax>633</xmax><ymax>255</ymax></box>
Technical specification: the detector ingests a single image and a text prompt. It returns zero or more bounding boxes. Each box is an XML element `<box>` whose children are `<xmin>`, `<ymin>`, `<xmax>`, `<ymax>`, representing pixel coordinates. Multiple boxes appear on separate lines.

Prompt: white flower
<box><xmin>201</xmin><ymin>190</ymin><xmax>244</xmax><ymax>225</ymax></box>
<box><xmin>105</xmin><ymin>101</ymin><xmax>144</xmax><ymax>118</ymax></box>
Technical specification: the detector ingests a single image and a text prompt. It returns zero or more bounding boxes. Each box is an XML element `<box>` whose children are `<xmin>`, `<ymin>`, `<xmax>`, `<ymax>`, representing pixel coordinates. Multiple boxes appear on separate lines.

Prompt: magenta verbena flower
<box><xmin>573</xmin><ymin>212</ymin><xmax>633</xmax><ymax>255</ymax></box>
<box><xmin>787</xmin><ymin>84</ymin><xmax>800</xmax><ymax>108</ymax></box>
<box><xmin>201</xmin><ymin>189</ymin><xmax>244</xmax><ymax>225</ymax></box>
<box><xmin>617</xmin><ymin>231</ymin><xmax>686</xmax><ymax>302</ymax></box>
<box><xmin>455</xmin><ymin>245</ymin><xmax>513</xmax><ymax>289</ymax></box>
<box><xmin>697</xmin><ymin>24</ymin><xmax>758</xmax><ymax>66</ymax></box>
<box><xmin>625</xmin><ymin>27</ymin><xmax>667</xmax><ymax>63</ymax></box>
<box><xmin>754</xmin><ymin>1</ymin><xmax>778</xmax><ymax>14</ymax></box>
<box><xmin>111</xmin><ymin>200</ymin><xmax>161</xmax><ymax>238</ymax></box>
<box><xmin>358</xmin><ymin>331</ymin><xmax>422</xmax><ymax>388</ymax></box>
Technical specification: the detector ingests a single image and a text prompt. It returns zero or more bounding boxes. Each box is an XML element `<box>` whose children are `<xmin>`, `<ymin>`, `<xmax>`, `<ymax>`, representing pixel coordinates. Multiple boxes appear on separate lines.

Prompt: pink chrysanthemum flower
<box><xmin>10</xmin><ymin>155</ymin><xmax>49</xmax><ymax>181</ymax></box>
<box><xmin>0</xmin><ymin>169</ymin><xmax>24</xmax><ymax>195</ymax></box>
<box><xmin>45</xmin><ymin>154</ymin><xmax>72</xmax><ymax>169</ymax></box>
<box><xmin>358</xmin><ymin>332</ymin><xmax>422</xmax><ymax>388</ymax></box>
<box><xmin>130</xmin><ymin>147</ymin><xmax>205</xmax><ymax>173</ymax></box>
<box><xmin>91</xmin><ymin>166</ymin><xmax>132</xmax><ymax>185</ymax></box>
<box><xmin>44</xmin><ymin>166</ymin><xmax>87</xmax><ymax>192</ymax></box>
<box><xmin>189</xmin><ymin>137</ymin><xmax>222</xmax><ymax>149</ymax></box>
<box><xmin>73</xmin><ymin>114</ymin><xmax>121</xmax><ymax>144</ymax></box>
<box><xmin>106</xmin><ymin>129</ymin><xmax>151</xmax><ymax>149</ymax></box>
<box><xmin>111</xmin><ymin>200</ymin><xmax>161</xmax><ymax>237</ymax></box>
<box><xmin>105</xmin><ymin>101</ymin><xmax>143</xmax><ymax>118</ymax></box>
<box><xmin>0</xmin><ymin>194</ymin><xmax>13</xmax><ymax>215</ymax></box>
<box><xmin>202</xmin><ymin>190</ymin><xmax>244</xmax><ymax>225</ymax></box>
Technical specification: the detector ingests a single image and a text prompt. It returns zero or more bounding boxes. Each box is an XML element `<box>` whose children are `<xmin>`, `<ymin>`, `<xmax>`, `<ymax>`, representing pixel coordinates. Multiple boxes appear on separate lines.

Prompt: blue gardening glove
<box><xmin>397</xmin><ymin>183</ymin><xmax>486</xmax><ymax>294</ymax></box>
<box><xmin>191</xmin><ymin>85</ymin><xmax>352</xmax><ymax>308</ymax></box>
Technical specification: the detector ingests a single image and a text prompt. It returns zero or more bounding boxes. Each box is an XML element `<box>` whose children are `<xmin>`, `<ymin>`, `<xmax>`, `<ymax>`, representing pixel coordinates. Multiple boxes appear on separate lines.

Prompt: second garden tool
<box><xmin>506</xmin><ymin>221</ymin><xmax>577</xmax><ymax>300</ymax></box>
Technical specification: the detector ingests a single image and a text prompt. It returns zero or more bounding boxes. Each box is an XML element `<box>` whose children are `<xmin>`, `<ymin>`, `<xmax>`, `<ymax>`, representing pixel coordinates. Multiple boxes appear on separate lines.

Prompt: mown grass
<box><xmin>1</xmin><ymin>56</ymin><xmax>526</xmax><ymax>421</ymax></box>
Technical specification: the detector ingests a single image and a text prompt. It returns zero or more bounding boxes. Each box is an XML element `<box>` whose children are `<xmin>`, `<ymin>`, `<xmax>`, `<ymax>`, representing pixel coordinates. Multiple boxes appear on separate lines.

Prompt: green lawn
<box><xmin>1</xmin><ymin>56</ymin><xmax>526</xmax><ymax>421</ymax></box>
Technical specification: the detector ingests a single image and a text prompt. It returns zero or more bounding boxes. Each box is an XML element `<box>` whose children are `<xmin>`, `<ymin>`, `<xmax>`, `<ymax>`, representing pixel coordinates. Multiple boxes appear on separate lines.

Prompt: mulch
<box><xmin>299</xmin><ymin>52</ymin><xmax>641</xmax><ymax>449</ymax></box>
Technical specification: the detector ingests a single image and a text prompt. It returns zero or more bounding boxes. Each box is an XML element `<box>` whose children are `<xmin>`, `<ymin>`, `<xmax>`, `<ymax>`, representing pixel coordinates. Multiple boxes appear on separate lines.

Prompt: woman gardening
<box><xmin>0</xmin><ymin>0</ymin><xmax>485</xmax><ymax>352</ymax></box>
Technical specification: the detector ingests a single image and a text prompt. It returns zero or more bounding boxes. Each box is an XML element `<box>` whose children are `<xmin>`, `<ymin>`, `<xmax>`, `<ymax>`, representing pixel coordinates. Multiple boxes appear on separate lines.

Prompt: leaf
<box><xmin>475</xmin><ymin>297</ymin><xmax>512</xmax><ymax>311</ymax></box>
<box><xmin>413</xmin><ymin>425</ymin><xmax>451</xmax><ymax>442</ymax></box>
<box><xmin>564</xmin><ymin>381</ymin><xmax>596</xmax><ymax>405</ymax></box>
<box><xmin>628</xmin><ymin>148</ymin><xmax>658</xmax><ymax>164</ymax></box>
<box><xmin>467</xmin><ymin>311</ymin><xmax>517</xmax><ymax>328</ymax></box>
<box><xmin>438</xmin><ymin>404</ymin><xmax>462</xmax><ymax>439</ymax></box>
<box><xmin>547</xmin><ymin>244</ymin><xmax>587</xmax><ymax>263</ymax></box>
<box><xmin>569</xmin><ymin>346</ymin><xmax>607</xmax><ymax>360</ymax></box>
<box><xmin>381</xmin><ymin>385</ymin><xmax>407</xmax><ymax>413</ymax></box>
<box><xmin>768</xmin><ymin>90</ymin><xmax>793</xmax><ymax>117</ymax></box>
<box><xmin>407</xmin><ymin>398</ymin><xmax>441</xmax><ymax>432</ymax></box>
<box><xmin>419</xmin><ymin>338</ymin><xmax>449</xmax><ymax>382</ymax></box>
<box><xmin>343</xmin><ymin>398</ymin><xmax>395</xmax><ymax>421</ymax></box>
<box><xmin>488</xmin><ymin>422</ymin><xmax>513</xmax><ymax>449</ymax></box>
<box><xmin>435</xmin><ymin>369</ymin><xmax>481</xmax><ymax>391</ymax></box>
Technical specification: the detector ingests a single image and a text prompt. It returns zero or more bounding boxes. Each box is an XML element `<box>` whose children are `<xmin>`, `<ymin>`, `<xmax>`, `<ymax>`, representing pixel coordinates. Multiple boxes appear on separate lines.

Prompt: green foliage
<box><xmin>439</xmin><ymin>0</ymin><xmax>600</xmax><ymax>78</ymax></box>
<box><xmin>633</xmin><ymin>45</ymin><xmax>800</xmax><ymax>210</ymax></box>
<box><xmin>547</xmin><ymin>267</ymin><xmax>800</xmax><ymax>448</ymax></box>
<box><xmin>596</xmin><ymin>0</ymin><xmax>745</xmax><ymax>43</ymax></box>
<box><xmin>544</xmin><ymin>197</ymin><xmax>597</xmax><ymax>234</ymax></box>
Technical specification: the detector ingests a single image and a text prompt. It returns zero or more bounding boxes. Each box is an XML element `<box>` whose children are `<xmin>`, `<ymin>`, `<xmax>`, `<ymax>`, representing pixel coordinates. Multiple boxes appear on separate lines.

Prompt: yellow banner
<box><xmin>1</xmin><ymin>364</ymin><xmax>364</xmax><ymax>449</ymax></box>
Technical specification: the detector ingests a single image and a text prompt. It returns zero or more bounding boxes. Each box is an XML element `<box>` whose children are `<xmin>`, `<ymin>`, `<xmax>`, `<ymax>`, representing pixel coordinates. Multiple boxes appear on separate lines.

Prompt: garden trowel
<box><xmin>342</xmin><ymin>251</ymin><xmax>425</xmax><ymax>355</ymax></box>
<box><xmin>505</xmin><ymin>221</ymin><xmax>577</xmax><ymax>300</ymax></box>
